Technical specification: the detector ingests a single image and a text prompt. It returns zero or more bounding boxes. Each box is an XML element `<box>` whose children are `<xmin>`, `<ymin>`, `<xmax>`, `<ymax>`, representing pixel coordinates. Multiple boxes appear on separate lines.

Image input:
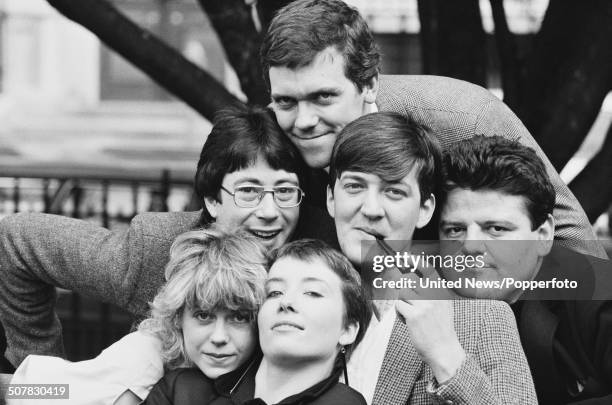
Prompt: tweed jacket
<box><xmin>373</xmin><ymin>299</ymin><xmax>536</xmax><ymax>405</ymax></box>
<box><xmin>376</xmin><ymin>75</ymin><xmax>604</xmax><ymax>258</ymax></box>
<box><xmin>0</xmin><ymin>211</ymin><xmax>200</xmax><ymax>366</ymax></box>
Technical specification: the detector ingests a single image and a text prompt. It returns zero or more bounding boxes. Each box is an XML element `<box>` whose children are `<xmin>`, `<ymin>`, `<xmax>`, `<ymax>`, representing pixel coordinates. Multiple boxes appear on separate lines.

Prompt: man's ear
<box><xmin>363</xmin><ymin>75</ymin><xmax>379</xmax><ymax>104</ymax></box>
<box><xmin>536</xmin><ymin>214</ymin><xmax>555</xmax><ymax>256</ymax></box>
<box><xmin>326</xmin><ymin>185</ymin><xmax>335</xmax><ymax>218</ymax></box>
<box><xmin>416</xmin><ymin>194</ymin><xmax>436</xmax><ymax>229</ymax></box>
<box><xmin>204</xmin><ymin>196</ymin><xmax>219</xmax><ymax>220</ymax></box>
<box><xmin>338</xmin><ymin>321</ymin><xmax>359</xmax><ymax>347</ymax></box>
<box><xmin>416</xmin><ymin>193</ymin><xmax>436</xmax><ymax>229</ymax></box>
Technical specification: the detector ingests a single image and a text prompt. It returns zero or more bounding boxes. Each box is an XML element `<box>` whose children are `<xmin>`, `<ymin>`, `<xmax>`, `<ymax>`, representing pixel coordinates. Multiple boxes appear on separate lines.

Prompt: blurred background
<box><xmin>0</xmin><ymin>0</ymin><xmax>610</xmax><ymax>366</ymax></box>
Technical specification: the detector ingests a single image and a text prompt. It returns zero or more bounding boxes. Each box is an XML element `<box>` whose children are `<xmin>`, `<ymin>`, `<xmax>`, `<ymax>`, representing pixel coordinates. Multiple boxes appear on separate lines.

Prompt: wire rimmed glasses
<box><xmin>221</xmin><ymin>185</ymin><xmax>305</xmax><ymax>208</ymax></box>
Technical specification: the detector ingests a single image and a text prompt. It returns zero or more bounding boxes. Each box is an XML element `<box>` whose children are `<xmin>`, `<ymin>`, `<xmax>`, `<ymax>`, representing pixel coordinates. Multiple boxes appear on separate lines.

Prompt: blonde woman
<box><xmin>8</xmin><ymin>227</ymin><xmax>267</xmax><ymax>405</ymax></box>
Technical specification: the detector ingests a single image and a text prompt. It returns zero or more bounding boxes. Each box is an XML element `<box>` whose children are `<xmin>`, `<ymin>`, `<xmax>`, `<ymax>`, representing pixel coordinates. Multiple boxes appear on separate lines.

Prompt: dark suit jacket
<box><xmin>516</xmin><ymin>249</ymin><xmax>612</xmax><ymax>404</ymax></box>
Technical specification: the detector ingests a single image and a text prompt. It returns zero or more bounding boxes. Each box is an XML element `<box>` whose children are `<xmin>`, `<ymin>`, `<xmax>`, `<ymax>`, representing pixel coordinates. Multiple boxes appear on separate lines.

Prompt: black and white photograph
<box><xmin>1</xmin><ymin>0</ymin><xmax>611</xmax><ymax>404</ymax></box>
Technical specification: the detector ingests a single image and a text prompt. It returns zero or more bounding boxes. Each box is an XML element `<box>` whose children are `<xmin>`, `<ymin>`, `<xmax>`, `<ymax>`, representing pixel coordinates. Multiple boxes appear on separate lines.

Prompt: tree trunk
<box><xmin>418</xmin><ymin>0</ymin><xmax>487</xmax><ymax>86</ymax></box>
<box><xmin>197</xmin><ymin>0</ymin><xmax>269</xmax><ymax>106</ymax></box>
<box><xmin>257</xmin><ymin>0</ymin><xmax>295</xmax><ymax>33</ymax></box>
<box><xmin>489</xmin><ymin>0</ymin><xmax>520</xmax><ymax>105</ymax></box>
<box><xmin>512</xmin><ymin>0</ymin><xmax>612</xmax><ymax>170</ymax></box>
<box><xmin>570</xmin><ymin>123</ymin><xmax>612</xmax><ymax>222</ymax></box>
<box><xmin>47</xmin><ymin>0</ymin><xmax>242</xmax><ymax>120</ymax></box>
<box><xmin>416</xmin><ymin>0</ymin><xmax>439</xmax><ymax>75</ymax></box>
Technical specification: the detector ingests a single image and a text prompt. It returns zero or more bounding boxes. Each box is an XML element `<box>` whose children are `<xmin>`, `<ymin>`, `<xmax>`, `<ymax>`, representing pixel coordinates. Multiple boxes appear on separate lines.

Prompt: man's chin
<box><xmin>268</xmin><ymin>239</ymin><xmax>287</xmax><ymax>251</ymax></box>
<box><xmin>308</xmin><ymin>160</ymin><xmax>330</xmax><ymax>170</ymax></box>
<box><xmin>255</xmin><ymin>236</ymin><xmax>286</xmax><ymax>252</ymax></box>
<box><xmin>289</xmin><ymin>138</ymin><xmax>334</xmax><ymax>169</ymax></box>
<box><xmin>338</xmin><ymin>245</ymin><xmax>361</xmax><ymax>269</ymax></box>
<box><xmin>298</xmin><ymin>151</ymin><xmax>330</xmax><ymax>170</ymax></box>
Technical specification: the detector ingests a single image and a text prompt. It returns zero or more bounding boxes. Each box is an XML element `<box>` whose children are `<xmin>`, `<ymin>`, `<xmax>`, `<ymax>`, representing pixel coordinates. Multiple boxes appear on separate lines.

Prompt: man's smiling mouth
<box><xmin>248</xmin><ymin>229</ymin><xmax>282</xmax><ymax>240</ymax></box>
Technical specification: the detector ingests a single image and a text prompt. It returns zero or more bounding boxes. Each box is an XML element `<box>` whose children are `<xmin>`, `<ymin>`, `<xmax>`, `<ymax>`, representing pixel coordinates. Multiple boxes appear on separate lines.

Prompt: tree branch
<box><xmin>197</xmin><ymin>0</ymin><xmax>269</xmax><ymax>106</ymax></box>
<box><xmin>47</xmin><ymin>0</ymin><xmax>242</xmax><ymax>120</ymax></box>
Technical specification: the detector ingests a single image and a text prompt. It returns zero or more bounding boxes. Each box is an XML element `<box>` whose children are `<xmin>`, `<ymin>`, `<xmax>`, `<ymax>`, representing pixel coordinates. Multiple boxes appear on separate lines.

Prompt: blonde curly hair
<box><xmin>138</xmin><ymin>226</ymin><xmax>268</xmax><ymax>369</ymax></box>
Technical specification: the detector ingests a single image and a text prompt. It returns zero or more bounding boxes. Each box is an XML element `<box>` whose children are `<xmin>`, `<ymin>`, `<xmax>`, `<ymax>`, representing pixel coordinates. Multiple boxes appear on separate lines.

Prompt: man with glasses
<box><xmin>222</xmin><ymin>185</ymin><xmax>303</xmax><ymax>208</ymax></box>
<box><xmin>0</xmin><ymin>106</ymin><xmax>336</xmax><ymax>369</ymax></box>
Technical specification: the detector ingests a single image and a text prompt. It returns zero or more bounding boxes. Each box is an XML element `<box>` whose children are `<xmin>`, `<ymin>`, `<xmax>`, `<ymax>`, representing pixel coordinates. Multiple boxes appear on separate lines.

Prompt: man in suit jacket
<box><xmin>0</xmin><ymin>106</ymin><xmax>337</xmax><ymax>368</ymax></box>
<box><xmin>438</xmin><ymin>135</ymin><xmax>612</xmax><ymax>404</ymax></box>
<box><xmin>326</xmin><ymin>112</ymin><xmax>536</xmax><ymax>404</ymax></box>
<box><xmin>261</xmin><ymin>0</ymin><xmax>605</xmax><ymax>258</ymax></box>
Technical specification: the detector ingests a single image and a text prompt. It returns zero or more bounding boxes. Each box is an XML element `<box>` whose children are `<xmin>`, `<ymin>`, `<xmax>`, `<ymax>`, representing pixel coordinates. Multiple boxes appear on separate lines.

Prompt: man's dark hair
<box><xmin>442</xmin><ymin>135</ymin><xmax>555</xmax><ymax>229</ymax></box>
<box><xmin>195</xmin><ymin>105</ymin><xmax>307</xmax><ymax>223</ymax></box>
<box><xmin>269</xmin><ymin>239</ymin><xmax>372</xmax><ymax>354</ymax></box>
<box><xmin>329</xmin><ymin>112</ymin><xmax>442</xmax><ymax>204</ymax></box>
<box><xmin>261</xmin><ymin>0</ymin><xmax>380</xmax><ymax>91</ymax></box>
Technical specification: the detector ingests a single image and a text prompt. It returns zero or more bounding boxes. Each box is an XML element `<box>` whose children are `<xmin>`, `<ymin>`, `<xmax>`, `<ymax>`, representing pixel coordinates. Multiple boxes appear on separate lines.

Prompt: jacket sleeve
<box><xmin>427</xmin><ymin>301</ymin><xmax>537</xmax><ymax>405</ymax></box>
<box><xmin>567</xmin><ymin>300</ymin><xmax>612</xmax><ymax>404</ymax></box>
<box><xmin>0</xmin><ymin>213</ymin><xmax>140</xmax><ymax>366</ymax></box>
<box><xmin>475</xmin><ymin>99</ymin><xmax>606</xmax><ymax>259</ymax></box>
<box><xmin>0</xmin><ymin>212</ymin><xmax>189</xmax><ymax>367</ymax></box>
<box><xmin>142</xmin><ymin>375</ymin><xmax>175</xmax><ymax>405</ymax></box>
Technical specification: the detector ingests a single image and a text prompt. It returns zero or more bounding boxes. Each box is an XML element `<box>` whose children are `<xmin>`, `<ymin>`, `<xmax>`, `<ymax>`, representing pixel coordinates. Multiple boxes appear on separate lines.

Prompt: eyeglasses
<box><xmin>221</xmin><ymin>185</ymin><xmax>305</xmax><ymax>208</ymax></box>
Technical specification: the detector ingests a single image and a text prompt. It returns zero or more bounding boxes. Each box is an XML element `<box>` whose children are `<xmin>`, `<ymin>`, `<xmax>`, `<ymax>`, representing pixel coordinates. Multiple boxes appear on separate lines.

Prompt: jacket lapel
<box><xmin>372</xmin><ymin>315</ymin><xmax>422</xmax><ymax>405</ymax></box>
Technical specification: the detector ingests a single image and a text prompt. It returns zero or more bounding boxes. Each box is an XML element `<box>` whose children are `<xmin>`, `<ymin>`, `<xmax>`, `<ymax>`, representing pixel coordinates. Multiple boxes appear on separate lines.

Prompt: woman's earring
<box><xmin>340</xmin><ymin>346</ymin><xmax>349</xmax><ymax>386</ymax></box>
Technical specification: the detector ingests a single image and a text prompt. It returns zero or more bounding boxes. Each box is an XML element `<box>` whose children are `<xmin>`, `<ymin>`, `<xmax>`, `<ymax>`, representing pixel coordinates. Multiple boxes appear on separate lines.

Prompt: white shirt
<box><xmin>344</xmin><ymin>302</ymin><xmax>397</xmax><ymax>405</ymax></box>
<box><xmin>8</xmin><ymin>331</ymin><xmax>163</xmax><ymax>405</ymax></box>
